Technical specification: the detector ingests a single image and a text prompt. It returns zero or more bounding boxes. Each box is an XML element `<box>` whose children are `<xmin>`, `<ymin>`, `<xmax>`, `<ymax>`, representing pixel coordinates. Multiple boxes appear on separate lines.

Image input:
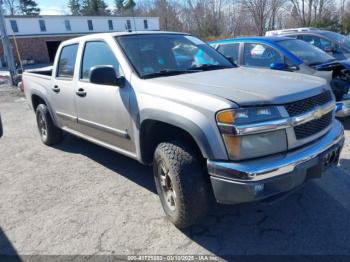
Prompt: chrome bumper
<box><xmin>208</xmin><ymin>120</ymin><xmax>345</xmax><ymax>204</ymax></box>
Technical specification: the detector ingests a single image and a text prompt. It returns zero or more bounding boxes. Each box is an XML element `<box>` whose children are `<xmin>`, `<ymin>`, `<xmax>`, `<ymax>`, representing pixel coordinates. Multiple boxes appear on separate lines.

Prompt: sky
<box><xmin>37</xmin><ymin>0</ymin><xmax>117</xmax><ymax>15</ymax></box>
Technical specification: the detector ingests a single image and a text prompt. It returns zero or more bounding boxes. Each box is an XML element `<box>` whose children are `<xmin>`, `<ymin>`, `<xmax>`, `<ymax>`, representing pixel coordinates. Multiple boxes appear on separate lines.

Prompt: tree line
<box><xmin>3</xmin><ymin>0</ymin><xmax>40</xmax><ymax>15</ymax></box>
<box><xmin>3</xmin><ymin>0</ymin><xmax>350</xmax><ymax>38</ymax></box>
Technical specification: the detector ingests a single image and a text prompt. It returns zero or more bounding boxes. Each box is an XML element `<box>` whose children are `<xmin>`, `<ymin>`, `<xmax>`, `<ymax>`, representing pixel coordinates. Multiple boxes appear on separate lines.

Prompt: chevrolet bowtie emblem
<box><xmin>312</xmin><ymin>107</ymin><xmax>323</xmax><ymax>120</ymax></box>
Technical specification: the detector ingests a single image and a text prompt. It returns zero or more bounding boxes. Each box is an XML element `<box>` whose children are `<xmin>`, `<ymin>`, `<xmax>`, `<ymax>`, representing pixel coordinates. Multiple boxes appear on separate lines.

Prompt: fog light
<box><xmin>254</xmin><ymin>183</ymin><xmax>265</xmax><ymax>194</ymax></box>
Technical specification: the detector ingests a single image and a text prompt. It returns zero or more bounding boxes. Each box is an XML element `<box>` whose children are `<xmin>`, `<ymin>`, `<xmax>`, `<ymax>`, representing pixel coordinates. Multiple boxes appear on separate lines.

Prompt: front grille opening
<box><xmin>285</xmin><ymin>91</ymin><xmax>332</xmax><ymax>117</ymax></box>
<box><xmin>294</xmin><ymin>111</ymin><xmax>333</xmax><ymax>140</ymax></box>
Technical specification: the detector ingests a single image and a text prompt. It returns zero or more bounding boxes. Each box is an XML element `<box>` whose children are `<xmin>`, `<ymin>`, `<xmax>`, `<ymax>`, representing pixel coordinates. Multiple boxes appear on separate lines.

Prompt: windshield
<box><xmin>116</xmin><ymin>34</ymin><xmax>234</xmax><ymax>78</ymax></box>
<box><xmin>321</xmin><ymin>31</ymin><xmax>350</xmax><ymax>52</ymax></box>
<box><xmin>278</xmin><ymin>39</ymin><xmax>335</xmax><ymax>66</ymax></box>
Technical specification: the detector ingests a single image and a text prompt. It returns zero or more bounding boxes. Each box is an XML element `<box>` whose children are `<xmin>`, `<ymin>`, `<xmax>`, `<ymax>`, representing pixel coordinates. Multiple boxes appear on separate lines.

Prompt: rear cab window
<box><xmin>56</xmin><ymin>44</ymin><xmax>79</xmax><ymax>79</ymax></box>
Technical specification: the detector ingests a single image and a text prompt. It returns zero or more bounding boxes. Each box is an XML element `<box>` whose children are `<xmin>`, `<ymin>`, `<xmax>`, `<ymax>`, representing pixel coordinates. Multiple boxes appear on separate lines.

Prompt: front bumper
<box><xmin>208</xmin><ymin>120</ymin><xmax>345</xmax><ymax>204</ymax></box>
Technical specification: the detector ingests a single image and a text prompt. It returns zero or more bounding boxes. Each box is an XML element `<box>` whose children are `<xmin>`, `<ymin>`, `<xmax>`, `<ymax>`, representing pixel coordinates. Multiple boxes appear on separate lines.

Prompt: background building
<box><xmin>0</xmin><ymin>15</ymin><xmax>160</xmax><ymax>67</ymax></box>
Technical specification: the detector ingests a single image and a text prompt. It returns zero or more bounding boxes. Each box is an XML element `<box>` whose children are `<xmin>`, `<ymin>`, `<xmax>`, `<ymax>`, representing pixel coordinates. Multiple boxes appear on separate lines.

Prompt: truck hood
<box><xmin>148</xmin><ymin>67</ymin><xmax>329</xmax><ymax>106</ymax></box>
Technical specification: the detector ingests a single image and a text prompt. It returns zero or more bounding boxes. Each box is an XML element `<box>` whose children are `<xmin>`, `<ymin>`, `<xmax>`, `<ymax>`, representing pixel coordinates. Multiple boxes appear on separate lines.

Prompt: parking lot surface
<box><xmin>1</xmin><ymin>84</ymin><xmax>350</xmax><ymax>257</ymax></box>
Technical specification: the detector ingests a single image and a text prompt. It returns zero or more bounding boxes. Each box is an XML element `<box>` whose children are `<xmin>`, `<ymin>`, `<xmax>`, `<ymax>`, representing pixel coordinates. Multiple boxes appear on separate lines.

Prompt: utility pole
<box><xmin>0</xmin><ymin>0</ymin><xmax>16</xmax><ymax>86</ymax></box>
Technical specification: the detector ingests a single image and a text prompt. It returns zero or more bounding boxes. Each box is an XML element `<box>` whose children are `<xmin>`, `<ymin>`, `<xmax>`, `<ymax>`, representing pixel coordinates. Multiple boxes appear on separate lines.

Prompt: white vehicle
<box><xmin>266</xmin><ymin>27</ymin><xmax>320</xmax><ymax>36</ymax></box>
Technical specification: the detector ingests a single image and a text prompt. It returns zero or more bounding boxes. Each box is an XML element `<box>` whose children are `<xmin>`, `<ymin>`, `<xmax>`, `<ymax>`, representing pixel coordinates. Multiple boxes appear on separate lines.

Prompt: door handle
<box><xmin>52</xmin><ymin>85</ymin><xmax>60</xmax><ymax>93</ymax></box>
<box><xmin>76</xmin><ymin>88</ymin><xmax>87</xmax><ymax>97</ymax></box>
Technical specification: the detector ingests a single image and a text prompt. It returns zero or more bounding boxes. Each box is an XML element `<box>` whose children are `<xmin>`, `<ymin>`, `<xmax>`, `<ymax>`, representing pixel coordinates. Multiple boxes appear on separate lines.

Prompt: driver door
<box><xmin>75</xmin><ymin>40</ymin><xmax>134</xmax><ymax>153</ymax></box>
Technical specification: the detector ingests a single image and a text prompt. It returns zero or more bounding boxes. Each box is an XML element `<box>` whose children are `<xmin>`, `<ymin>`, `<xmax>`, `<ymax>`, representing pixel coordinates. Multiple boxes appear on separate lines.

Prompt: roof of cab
<box><xmin>61</xmin><ymin>31</ymin><xmax>188</xmax><ymax>45</ymax></box>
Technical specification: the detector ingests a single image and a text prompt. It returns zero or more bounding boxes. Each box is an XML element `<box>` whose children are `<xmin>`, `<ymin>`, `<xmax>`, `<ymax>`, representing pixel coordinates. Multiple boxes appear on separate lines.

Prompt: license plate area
<box><xmin>321</xmin><ymin>145</ymin><xmax>341</xmax><ymax>170</ymax></box>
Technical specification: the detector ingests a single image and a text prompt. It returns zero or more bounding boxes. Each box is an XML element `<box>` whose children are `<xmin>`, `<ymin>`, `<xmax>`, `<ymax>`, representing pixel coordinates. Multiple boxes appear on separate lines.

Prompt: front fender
<box><xmin>140</xmin><ymin>108</ymin><xmax>228</xmax><ymax>160</ymax></box>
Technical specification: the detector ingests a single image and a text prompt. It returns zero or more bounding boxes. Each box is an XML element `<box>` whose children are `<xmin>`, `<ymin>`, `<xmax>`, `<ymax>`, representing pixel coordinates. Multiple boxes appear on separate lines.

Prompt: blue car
<box><xmin>210</xmin><ymin>36</ymin><xmax>350</xmax><ymax>117</ymax></box>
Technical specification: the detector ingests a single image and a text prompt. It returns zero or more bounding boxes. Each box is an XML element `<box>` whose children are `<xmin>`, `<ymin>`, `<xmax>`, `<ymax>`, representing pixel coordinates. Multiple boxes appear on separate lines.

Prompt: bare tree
<box><xmin>289</xmin><ymin>0</ymin><xmax>336</xmax><ymax>26</ymax></box>
<box><xmin>3</xmin><ymin>0</ymin><xmax>18</xmax><ymax>15</ymax></box>
<box><xmin>269</xmin><ymin>0</ymin><xmax>286</xmax><ymax>29</ymax></box>
<box><xmin>242</xmin><ymin>0</ymin><xmax>273</xmax><ymax>35</ymax></box>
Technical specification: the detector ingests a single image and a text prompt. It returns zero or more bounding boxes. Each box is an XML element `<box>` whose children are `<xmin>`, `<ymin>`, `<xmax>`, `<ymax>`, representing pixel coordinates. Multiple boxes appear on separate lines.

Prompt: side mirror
<box><xmin>89</xmin><ymin>65</ymin><xmax>125</xmax><ymax>86</ymax></box>
<box><xmin>270</xmin><ymin>62</ymin><xmax>288</xmax><ymax>71</ymax></box>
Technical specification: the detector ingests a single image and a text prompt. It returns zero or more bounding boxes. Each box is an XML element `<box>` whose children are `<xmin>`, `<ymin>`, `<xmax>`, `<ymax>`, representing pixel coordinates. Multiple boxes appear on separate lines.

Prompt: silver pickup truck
<box><xmin>23</xmin><ymin>31</ymin><xmax>345</xmax><ymax>228</ymax></box>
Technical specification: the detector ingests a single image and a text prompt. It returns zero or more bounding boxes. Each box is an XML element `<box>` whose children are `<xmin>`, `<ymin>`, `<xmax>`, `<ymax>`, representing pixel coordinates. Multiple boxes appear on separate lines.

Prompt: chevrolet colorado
<box><xmin>23</xmin><ymin>32</ymin><xmax>345</xmax><ymax>228</ymax></box>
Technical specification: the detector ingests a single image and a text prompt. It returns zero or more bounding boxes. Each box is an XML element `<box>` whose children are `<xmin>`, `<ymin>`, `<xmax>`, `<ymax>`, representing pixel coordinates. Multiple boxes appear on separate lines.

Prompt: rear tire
<box><xmin>153</xmin><ymin>141</ymin><xmax>209</xmax><ymax>228</ymax></box>
<box><xmin>36</xmin><ymin>104</ymin><xmax>63</xmax><ymax>145</ymax></box>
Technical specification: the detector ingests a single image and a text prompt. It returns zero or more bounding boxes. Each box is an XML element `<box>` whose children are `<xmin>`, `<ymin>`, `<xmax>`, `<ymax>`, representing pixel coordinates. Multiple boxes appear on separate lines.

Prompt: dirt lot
<box><xmin>1</xmin><ymin>84</ymin><xmax>350</xmax><ymax>258</ymax></box>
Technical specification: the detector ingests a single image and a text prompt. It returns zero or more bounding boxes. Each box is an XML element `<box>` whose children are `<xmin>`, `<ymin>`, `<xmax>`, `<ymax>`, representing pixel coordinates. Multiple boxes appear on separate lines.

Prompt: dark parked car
<box><xmin>266</xmin><ymin>28</ymin><xmax>350</xmax><ymax>61</ymax></box>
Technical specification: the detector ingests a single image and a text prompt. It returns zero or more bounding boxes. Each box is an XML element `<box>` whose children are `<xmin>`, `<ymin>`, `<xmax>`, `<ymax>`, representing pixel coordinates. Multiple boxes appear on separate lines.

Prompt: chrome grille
<box><xmin>285</xmin><ymin>91</ymin><xmax>332</xmax><ymax>117</ymax></box>
<box><xmin>294</xmin><ymin>111</ymin><xmax>333</xmax><ymax>140</ymax></box>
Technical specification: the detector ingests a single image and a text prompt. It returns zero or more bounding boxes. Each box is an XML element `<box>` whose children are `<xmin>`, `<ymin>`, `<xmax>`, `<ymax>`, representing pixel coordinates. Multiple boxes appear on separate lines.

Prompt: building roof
<box><xmin>1</xmin><ymin>15</ymin><xmax>161</xmax><ymax>38</ymax></box>
<box><xmin>63</xmin><ymin>30</ymin><xmax>187</xmax><ymax>41</ymax></box>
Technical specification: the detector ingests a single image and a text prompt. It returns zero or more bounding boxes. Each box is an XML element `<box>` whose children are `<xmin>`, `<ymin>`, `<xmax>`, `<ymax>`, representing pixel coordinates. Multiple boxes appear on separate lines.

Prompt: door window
<box><xmin>243</xmin><ymin>43</ymin><xmax>282</xmax><ymax>67</ymax></box>
<box><xmin>301</xmin><ymin>34</ymin><xmax>332</xmax><ymax>51</ymax></box>
<box><xmin>319</xmin><ymin>38</ymin><xmax>333</xmax><ymax>50</ymax></box>
<box><xmin>81</xmin><ymin>41</ymin><xmax>120</xmax><ymax>80</ymax></box>
<box><xmin>217</xmin><ymin>43</ymin><xmax>240</xmax><ymax>64</ymax></box>
<box><xmin>298</xmin><ymin>34</ymin><xmax>333</xmax><ymax>51</ymax></box>
<box><xmin>57</xmin><ymin>44</ymin><xmax>79</xmax><ymax>79</ymax></box>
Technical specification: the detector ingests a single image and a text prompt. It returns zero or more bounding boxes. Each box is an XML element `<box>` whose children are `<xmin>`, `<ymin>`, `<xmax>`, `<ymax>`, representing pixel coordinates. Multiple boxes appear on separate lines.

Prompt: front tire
<box><xmin>153</xmin><ymin>141</ymin><xmax>209</xmax><ymax>228</ymax></box>
<box><xmin>36</xmin><ymin>104</ymin><xmax>63</xmax><ymax>145</ymax></box>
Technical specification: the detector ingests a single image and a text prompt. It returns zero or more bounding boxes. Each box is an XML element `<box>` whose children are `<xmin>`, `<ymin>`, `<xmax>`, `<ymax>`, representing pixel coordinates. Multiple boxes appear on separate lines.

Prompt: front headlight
<box><xmin>216</xmin><ymin>107</ymin><xmax>281</xmax><ymax>125</ymax></box>
<box><xmin>217</xmin><ymin>107</ymin><xmax>287</xmax><ymax>160</ymax></box>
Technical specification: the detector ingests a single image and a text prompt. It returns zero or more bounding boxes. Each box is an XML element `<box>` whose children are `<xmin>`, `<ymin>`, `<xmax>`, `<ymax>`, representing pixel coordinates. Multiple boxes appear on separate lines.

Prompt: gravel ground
<box><xmin>0</xmin><ymin>84</ymin><xmax>350</xmax><ymax>258</ymax></box>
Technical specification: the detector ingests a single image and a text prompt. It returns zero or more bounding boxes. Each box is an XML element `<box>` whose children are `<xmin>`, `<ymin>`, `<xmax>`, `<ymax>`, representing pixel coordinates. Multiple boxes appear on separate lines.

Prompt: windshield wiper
<box><xmin>142</xmin><ymin>69</ymin><xmax>200</xmax><ymax>79</ymax></box>
<box><xmin>189</xmin><ymin>64</ymin><xmax>232</xmax><ymax>71</ymax></box>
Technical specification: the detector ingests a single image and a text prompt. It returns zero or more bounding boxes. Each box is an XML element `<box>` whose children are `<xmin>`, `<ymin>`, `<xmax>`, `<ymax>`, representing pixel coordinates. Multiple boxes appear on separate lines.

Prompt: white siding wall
<box><xmin>4</xmin><ymin>16</ymin><xmax>160</xmax><ymax>36</ymax></box>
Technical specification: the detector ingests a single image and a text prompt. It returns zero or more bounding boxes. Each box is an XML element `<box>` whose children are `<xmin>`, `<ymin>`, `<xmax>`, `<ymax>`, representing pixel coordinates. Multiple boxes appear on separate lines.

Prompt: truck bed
<box><xmin>24</xmin><ymin>66</ymin><xmax>53</xmax><ymax>77</ymax></box>
<box><xmin>23</xmin><ymin>66</ymin><xmax>53</xmax><ymax>108</ymax></box>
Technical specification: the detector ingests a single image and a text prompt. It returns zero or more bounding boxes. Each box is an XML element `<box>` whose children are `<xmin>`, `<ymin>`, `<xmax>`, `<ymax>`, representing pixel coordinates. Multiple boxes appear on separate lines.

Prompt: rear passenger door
<box><xmin>51</xmin><ymin>43</ymin><xmax>79</xmax><ymax>130</ymax></box>
<box><xmin>75</xmin><ymin>40</ymin><xmax>134</xmax><ymax>153</ymax></box>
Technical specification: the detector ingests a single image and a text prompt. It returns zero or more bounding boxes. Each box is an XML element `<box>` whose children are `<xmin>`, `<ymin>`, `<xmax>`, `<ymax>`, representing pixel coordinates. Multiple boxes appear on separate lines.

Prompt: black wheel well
<box><xmin>140</xmin><ymin>120</ymin><xmax>204</xmax><ymax>165</ymax></box>
<box><xmin>31</xmin><ymin>94</ymin><xmax>46</xmax><ymax>111</ymax></box>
